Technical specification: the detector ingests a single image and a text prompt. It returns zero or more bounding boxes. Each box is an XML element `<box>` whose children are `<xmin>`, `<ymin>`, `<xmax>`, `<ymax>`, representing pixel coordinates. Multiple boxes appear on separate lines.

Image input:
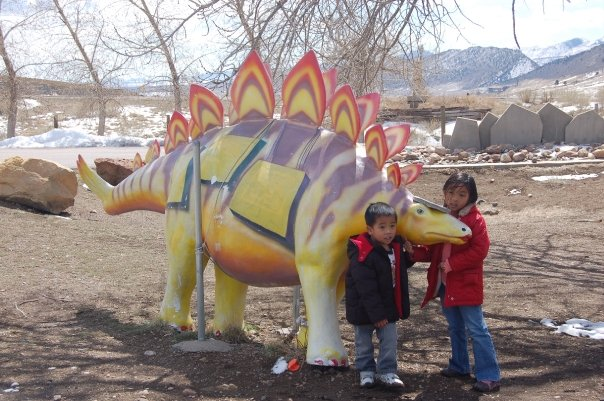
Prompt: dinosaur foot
<box><xmin>308</xmin><ymin>357</ymin><xmax>349</xmax><ymax>367</ymax></box>
<box><xmin>168</xmin><ymin>323</ymin><xmax>194</xmax><ymax>333</ymax></box>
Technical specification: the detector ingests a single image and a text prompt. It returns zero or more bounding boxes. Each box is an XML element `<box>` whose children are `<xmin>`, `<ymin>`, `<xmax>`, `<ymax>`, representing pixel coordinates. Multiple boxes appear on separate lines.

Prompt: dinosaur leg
<box><xmin>212</xmin><ymin>266</ymin><xmax>248</xmax><ymax>333</ymax></box>
<box><xmin>159</xmin><ymin>211</ymin><xmax>198</xmax><ymax>331</ymax></box>
<box><xmin>299</xmin><ymin>266</ymin><xmax>348</xmax><ymax>367</ymax></box>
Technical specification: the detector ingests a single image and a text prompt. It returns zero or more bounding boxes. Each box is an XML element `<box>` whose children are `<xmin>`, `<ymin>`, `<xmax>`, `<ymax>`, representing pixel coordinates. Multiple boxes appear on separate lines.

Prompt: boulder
<box><xmin>94</xmin><ymin>158</ymin><xmax>134</xmax><ymax>186</ymax></box>
<box><xmin>0</xmin><ymin>157</ymin><xmax>77</xmax><ymax>214</ymax></box>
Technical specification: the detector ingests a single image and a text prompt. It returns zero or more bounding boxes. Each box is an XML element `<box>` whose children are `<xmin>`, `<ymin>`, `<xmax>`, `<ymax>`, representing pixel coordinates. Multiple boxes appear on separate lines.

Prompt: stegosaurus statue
<box><xmin>77</xmin><ymin>50</ymin><xmax>470</xmax><ymax>366</ymax></box>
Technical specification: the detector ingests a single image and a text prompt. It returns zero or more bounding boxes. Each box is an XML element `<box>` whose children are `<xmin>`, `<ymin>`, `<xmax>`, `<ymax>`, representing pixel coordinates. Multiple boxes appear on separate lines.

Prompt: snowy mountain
<box><xmin>423</xmin><ymin>47</ymin><xmax>539</xmax><ymax>92</ymax></box>
<box><xmin>507</xmin><ymin>43</ymin><xmax>604</xmax><ymax>83</ymax></box>
<box><xmin>522</xmin><ymin>37</ymin><xmax>604</xmax><ymax>66</ymax></box>
<box><xmin>386</xmin><ymin>37</ymin><xmax>604</xmax><ymax>94</ymax></box>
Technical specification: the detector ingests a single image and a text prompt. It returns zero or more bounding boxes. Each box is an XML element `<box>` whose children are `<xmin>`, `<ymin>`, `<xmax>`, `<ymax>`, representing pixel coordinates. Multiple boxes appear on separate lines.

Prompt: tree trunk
<box><xmin>0</xmin><ymin>24</ymin><xmax>18</xmax><ymax>138</ymax></box>
<box><xmin>98</xmin><ymin>101</ymin><xmax>107</xmax><ymax>136</ymax></box>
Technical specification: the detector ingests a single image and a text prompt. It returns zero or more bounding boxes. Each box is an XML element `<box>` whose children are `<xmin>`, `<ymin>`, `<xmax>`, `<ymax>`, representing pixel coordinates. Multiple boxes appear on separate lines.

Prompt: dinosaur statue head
<box><xmin>399</xmin><ymin>203</ymin><xmax>471</xmax><ymax>245</ymax></box>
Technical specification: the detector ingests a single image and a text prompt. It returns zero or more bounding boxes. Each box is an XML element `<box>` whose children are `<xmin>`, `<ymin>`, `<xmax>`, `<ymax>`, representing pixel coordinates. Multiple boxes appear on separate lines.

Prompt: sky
<box><xmin>438</xmin><ymin>0</ymin><xmax>604</xmax><ymax>51</ymax></box>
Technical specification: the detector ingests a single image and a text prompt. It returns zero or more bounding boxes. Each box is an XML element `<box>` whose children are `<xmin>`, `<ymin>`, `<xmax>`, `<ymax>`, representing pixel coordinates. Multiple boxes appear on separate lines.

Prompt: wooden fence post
<box><xmin>440</xmin><ymin>106</ymin><xmax>446</xmax><ymax>145</ymax></box>
<box><xmin>53</xmin><ymin>114</ymin><xmax>59</xmax><ymax>128</ymax></box>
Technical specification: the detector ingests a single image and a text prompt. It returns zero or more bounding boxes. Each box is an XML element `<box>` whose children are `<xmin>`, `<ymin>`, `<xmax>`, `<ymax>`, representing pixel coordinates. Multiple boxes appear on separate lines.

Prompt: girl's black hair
<box><xmin>443</xmin><ymin>172</ymin><xmax>478</xmax><ymax>204</ymax></box>
<box><xmin>364</xmin><ymin>202</ymin><xmax>397</xmax><ymax>226</ymax></box>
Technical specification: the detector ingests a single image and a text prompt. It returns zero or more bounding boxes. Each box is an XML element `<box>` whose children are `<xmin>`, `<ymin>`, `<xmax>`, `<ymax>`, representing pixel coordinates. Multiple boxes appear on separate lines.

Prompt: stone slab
<box><xmin>565</xmin><ymin>110</ymin><xmax>604</xmax><ymax>144</ymax></box>
<box><xmin>478</xmin><ymin>112</ymin><xmax>498</xmax><ymax>150</ymax></box>
<box><xmin>491</xmin><ymin>104</ymin><xmax>543</xmax><ymax>146</ymax></box>
<box><xmin>538</xmin><ymin>103</ymin><xmax>571</xmax><ymax>144</ymax></box>
<box><xmin>449</xmin><ymin>117</ymin><xmax>480</xmax><ymax>150</ymax></box>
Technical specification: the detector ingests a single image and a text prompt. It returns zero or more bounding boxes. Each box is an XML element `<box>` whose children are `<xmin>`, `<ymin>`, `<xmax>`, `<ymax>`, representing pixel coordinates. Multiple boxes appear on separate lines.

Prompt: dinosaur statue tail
<box><xmin>77</xmin><ymin>155</ymin><xmax>167</xmax><ymax>215</ymax></box>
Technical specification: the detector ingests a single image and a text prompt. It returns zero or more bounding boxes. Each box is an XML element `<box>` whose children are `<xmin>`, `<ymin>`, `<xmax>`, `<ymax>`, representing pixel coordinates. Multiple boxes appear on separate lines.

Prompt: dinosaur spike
<box><xmin>189</xmin><ymin>119</ymin><xmax>201</xmax><ymax>141</ymax></box>
<box><xmin>227</xmin><ymin>101</ymin><xmax>239</xmax><ymax>126</ymax></box>
<box><xmin>166</xmin><ymin>111</ymin><xmax>189</xmax><ymax>154</ymax></box>
<box><xmin>329</xmin><ymin>85</ymin><xmax>361</xmax><ymax>143</ymax></box>
<box><xmin>144</xmin><ymin>139</ymin><xmax>161</xmax><ymax>164</ymax></box>
<box><xmin>230</xmin><ymin>50</ymin><xmax>275</xmax><ymax>121</ymax></box>
<box><xmin>133</xmin><ymin>152</ymin><xmax>144</xmax><ymax>171</ymax></box>
<box><xmin>281</xmin><ymin>50</ymin><xmax>326</xmax><ymax>126</ymax></box>
<box><xmin>400</xmin><ymin>163</ymin><xmax>423</xmax><ymax>186</ymax></box>
<box><xmin>190</xmin><ymin>83</ymin><xmax>224</xmax><ymax>134</ymax></box>
<box><xmin>386</xmin><ymin>163</ymin><xmax>402</xmax><ymax>187</ymax></box>
<box><xmin>364</xmin><ymin>124</ymin><xmax>388</xmax><ymax>169</ymax></box>
<box><xmin>322</xmin><ymin>68</ymin><xmax>337</xmax><ymax>107</ymax></box>
<box><xmin>384</xmin><ymin>124</ymin><xmax>411</xmax><ymax>160</ymax></box>
<box><xmin>357</xmin><ymin>93</ymin><xmax>380</xmax><ymax>133</ymax></box>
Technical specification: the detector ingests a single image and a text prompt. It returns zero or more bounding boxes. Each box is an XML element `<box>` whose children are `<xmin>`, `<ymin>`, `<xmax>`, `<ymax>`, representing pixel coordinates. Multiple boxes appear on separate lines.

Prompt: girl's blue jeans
<box><xmin>439</xmin><ymin>285</ymin><xmax>501</xmax><ymax>381</ymax></box>
<box><xmin>353</xmin><ymin>322</ymin><xmax>398</xmax><ymax>374</ymax></box>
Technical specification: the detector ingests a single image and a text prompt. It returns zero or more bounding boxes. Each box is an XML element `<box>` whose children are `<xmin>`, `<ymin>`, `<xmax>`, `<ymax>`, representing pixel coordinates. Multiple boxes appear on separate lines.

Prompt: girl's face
<box><xmin>367</xmin><ymin>215</ymin><xmax>397</xmax><ymax>250</ymax></box>
<box><xmin>444</xmin><ymin>185</ymin><xmax>470</xmax><ymax>214</ymax></box>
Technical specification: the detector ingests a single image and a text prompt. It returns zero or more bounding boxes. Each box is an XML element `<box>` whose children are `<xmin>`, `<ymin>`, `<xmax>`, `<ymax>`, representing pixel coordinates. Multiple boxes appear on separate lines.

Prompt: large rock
<box><xmin>94</xmin><ymin>158</ymin><xmax>134</xmax><ymax>186</ymax></box>
<box><xmin>0</xmin><ymin>157</ymin><xmax>77</xmax><ymax>214</ymax></box>
<box><xmin>490</xmin><ymin>104</ymin><xmax>543</xmax><ymax>146</ymax></box>
<box><xmin>565</xmin><ymin>110</ymin><xmax>604</xmax><ymax>144</ymax></box>
<box><xmin>538</xmin><ymin>103</ymin><xmax>571</xmax><ymax>144</ymax></box>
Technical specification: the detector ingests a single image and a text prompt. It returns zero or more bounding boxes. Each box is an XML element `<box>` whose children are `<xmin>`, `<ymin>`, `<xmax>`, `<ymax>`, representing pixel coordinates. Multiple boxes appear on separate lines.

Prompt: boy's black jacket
<box><xmin>345</xmin><ymin>233</ymin><xmax>414</xmax><ymax>325</ymax></box>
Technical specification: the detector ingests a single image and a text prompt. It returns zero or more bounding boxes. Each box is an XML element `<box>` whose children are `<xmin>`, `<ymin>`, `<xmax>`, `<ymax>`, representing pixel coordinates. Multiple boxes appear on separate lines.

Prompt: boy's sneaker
<box><xmin>472</xmin><ymin>380</ymin><xmax>501</xmax><ymax>393</ymax></box>
<box><xmin>359</xmin><ymin>371</ymin><xmax>375</xmax><ymax>388</ymax></box>
<box><xmin>376</xmin><ymin>373</ymin><xmax>405</xmax><ymax>388</ymax></box>
<box><xmin>440</xmin><ymin>367</ymin><xmax>471</xmax><ymax>379</ymax></box>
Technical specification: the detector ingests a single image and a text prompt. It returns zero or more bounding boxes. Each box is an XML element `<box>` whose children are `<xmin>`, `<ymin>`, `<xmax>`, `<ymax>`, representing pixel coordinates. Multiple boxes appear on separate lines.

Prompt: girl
<box><xmin>413</xmin><ymin>172</ymin><xmax>501</xmax><ymax>393</ymax></box>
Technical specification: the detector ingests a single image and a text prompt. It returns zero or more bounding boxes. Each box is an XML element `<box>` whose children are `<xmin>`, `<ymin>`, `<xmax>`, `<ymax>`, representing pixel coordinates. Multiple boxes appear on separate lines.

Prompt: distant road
<box><xmin>0</xmin><ymin>147</ymin><xmax>147</xmax><ymax>169</ymax></box>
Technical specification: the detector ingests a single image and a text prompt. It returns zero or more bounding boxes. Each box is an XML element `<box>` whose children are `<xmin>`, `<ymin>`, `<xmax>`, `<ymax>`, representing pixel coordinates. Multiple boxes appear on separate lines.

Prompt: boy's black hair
<box><xmin>443</xmin><ymin>172</ymin><xmax>478</xmax><ymax>204</ymax></box>
<box><xmin>364</xmin><ymin>202</ymin><xmax>397</xmax><ymax>226</ymax></box>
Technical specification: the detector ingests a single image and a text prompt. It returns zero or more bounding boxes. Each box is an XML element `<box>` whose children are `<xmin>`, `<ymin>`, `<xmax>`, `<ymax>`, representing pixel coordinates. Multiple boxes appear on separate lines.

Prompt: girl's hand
<box><xmin>374</xmin><ymin>319</ymin><xmax>388</xmax><ymax>329</ymax></box>
<box><xmin>403</xmin><ymin>240</ymin><xmax>414</xmax><ymax>256</ymax></box>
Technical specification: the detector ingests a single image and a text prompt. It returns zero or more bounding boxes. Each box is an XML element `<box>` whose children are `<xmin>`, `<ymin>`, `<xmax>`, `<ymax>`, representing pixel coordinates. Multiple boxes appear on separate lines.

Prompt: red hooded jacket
<box><xmin>413</xmin><ymin>204</ymin><xmax>490</xmax><ymax>308</ymax></box>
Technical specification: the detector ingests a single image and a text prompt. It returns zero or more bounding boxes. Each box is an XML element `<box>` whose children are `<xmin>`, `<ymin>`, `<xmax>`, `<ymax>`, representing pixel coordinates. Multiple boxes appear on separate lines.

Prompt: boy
<box><xmin>345</xmin><ymin>202</ymin><xmax>414</xmax><ymax>388</ymax></box>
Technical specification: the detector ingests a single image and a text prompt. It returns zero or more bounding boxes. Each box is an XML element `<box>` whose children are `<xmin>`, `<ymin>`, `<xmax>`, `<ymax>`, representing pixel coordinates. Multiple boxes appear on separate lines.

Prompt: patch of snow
<box><xmin>532</xmin><ymin>173</ymin><xmax>598</xmax><ymax>182</ymax></box>
<box><xmin>22</xmin><ymin>99</ymin><xmax>41</xmax><ymax>109</ymax></box>
<box><xmin>541</xmin><ymin>318</ymin><xmax>604</xmax><ymax>340</ymax></box>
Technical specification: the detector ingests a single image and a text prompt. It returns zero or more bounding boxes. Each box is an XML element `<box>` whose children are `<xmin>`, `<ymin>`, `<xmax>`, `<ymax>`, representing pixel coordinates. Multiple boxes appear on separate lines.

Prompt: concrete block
<box><xmin>478</xmin><ymin>112</ymin><xmax>498</xmax><ymax>150</ymax></box>
<box><xmin>490</xmin><ymin>104</ymin><xmax>543</xmax><ymax>146</ymax></box>
<box><xmin>449</xmin><ymin>117</ymin><xmax>480</xmax><ymax>150</ymax></box>
<box><xmin>538</xmin><ymin>103</ymin><xmax>571</xmax><ymax>144</ymax></box>
<box><xmin>565</xmin><ymin>110</ymin><xmax>604</xmax><ymax>144</ymax></box>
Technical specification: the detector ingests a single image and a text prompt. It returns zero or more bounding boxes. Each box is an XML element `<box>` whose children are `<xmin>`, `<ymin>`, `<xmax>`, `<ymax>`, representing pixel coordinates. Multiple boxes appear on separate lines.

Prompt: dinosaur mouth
<box><xmin>426</xmin><ymin>233</ymin><xmax>471</xmax><ymax>243</ymax></box>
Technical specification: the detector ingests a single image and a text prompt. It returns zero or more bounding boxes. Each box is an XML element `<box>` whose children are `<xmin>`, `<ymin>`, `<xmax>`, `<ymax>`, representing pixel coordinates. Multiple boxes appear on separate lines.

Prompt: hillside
<box><xmin>0</xmin><ymin>76</ymin><xmax>130</xmax><ymax>97</ymax></box>
<box><xmin>424</xmin><ymin>47</ymin><xmax>539</xmax><ymax>91</ymax></box>
<box><xmin>509</xmin><ymin>44</ymin><xmax>604</xmax><ymax>83</ymax></box>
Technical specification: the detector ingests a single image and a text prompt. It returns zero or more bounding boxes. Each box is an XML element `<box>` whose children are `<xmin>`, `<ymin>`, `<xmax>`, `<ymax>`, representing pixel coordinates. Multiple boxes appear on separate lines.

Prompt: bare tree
<box><xmin>208</xmin><ymin>1</ymin><xmax>461</xmax><ymax>96</ymax></box>
<box><xmin>49</xmin><ymin>0</ymin><xmax>131</xmax><ymax>136</ymax></box>
<box><xmin>0</xmin><ymin>0</ymin><xmax>46</xmax><ymax>139</ymax></box>
<box><xmin>105</xmin><ymin>0</ymin><xmax>219</xmax><ymax>112</ymax></box>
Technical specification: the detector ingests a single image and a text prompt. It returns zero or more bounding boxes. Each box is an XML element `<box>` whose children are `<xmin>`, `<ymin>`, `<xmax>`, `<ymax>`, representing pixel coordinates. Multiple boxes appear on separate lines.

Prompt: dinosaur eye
<box><xmin>416</xmin><ymin>207</ymin><xmax>424</xmax><ymax>215</ymax></box>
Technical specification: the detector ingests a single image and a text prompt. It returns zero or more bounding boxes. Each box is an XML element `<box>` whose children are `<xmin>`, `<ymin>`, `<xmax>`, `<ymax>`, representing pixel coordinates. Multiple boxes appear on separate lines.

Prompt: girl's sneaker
<box><xmin>473</xmin><ymin>380</ymin><xmax>501</xmax><ymax>392</ymax></box>
<box><xmin>375</xmin><ymin>373</ymin><xmax>405</xmax><ymax>388</ymax></box>
<box><xmin>359</xmin><ymin>371</ymin><xmax>375</xmax><ymax>388</ymax></box>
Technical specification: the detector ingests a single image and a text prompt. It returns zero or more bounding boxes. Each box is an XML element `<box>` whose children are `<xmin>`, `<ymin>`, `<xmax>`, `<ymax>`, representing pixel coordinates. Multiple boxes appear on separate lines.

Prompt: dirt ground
<box><xmin>1</xmin><ymin>162</ymin><xmax>603</xmax><ymax>401</ymax></box>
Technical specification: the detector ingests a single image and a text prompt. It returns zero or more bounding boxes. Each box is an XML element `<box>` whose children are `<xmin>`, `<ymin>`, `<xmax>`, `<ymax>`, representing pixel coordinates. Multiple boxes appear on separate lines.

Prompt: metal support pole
<box><xmin>292</xmin><ymin>285</ymin><xmax>301</xmax><ymax>332</ymax></box>
<box><xmin>193</xmin><ymin>141</ymin><xmax>205</xmax><ymax>341</ymax></box>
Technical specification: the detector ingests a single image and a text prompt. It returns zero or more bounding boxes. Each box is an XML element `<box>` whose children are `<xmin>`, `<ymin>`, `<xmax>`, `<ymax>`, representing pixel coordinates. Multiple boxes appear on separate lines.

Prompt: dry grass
<box><xmin>553</xmin><ymin>88</ymin><xmax>591</xmax><ymax>108</ymax></box>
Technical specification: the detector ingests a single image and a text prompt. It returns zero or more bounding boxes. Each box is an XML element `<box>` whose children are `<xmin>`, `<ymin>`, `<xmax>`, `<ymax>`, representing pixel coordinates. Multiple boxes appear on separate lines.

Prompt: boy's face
<box><xmin>444</xmin><ymin>185</ymin><xmax>470</xmax><ymax>214</ymax></box>
<box><xmin>367</xmin><ymin>215</ymin><xmax>397</xmax><ymax>249</ymax></box>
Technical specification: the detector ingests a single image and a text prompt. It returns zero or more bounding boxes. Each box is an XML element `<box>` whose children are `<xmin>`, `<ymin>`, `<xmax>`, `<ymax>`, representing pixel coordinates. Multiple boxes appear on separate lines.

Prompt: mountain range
<box><xmin>398</xmin><ymin>37</ymin><xmax>604</xmax><ymax>94</ymax></box>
